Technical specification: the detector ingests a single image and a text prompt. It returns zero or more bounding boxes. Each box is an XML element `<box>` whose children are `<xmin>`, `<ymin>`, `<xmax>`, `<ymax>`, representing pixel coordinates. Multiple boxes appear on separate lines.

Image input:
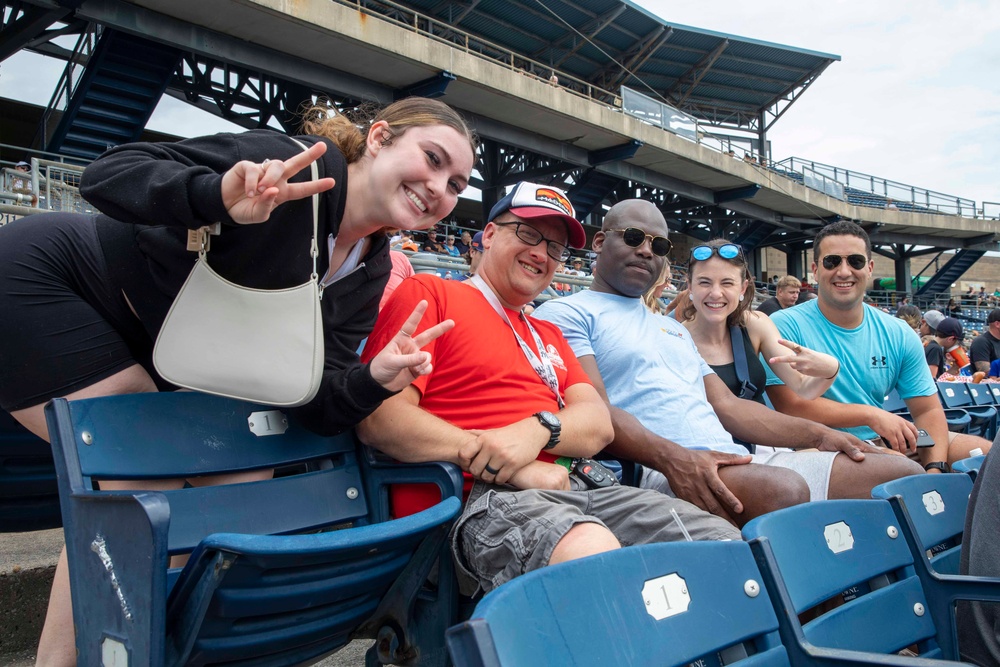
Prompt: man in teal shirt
<box><xmin>766</xmin><ymin>221</ymin><xmax>989</xmax><ymax>471</ymax></box>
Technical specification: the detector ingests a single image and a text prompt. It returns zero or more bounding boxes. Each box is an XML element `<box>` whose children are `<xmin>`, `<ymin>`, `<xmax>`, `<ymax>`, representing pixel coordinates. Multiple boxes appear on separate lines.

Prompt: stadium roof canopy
<box><xmin>396</xmin><ymin>0</ymin><xmax>839</xmax><ymax>136</ymax></box>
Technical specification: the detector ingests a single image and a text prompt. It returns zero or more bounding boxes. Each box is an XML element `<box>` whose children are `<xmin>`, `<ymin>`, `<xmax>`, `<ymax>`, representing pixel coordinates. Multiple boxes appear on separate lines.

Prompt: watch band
<box><xmin>534</xmin><ymin>411</ymin><xmax>561</xmax><ymax>450</ymax></box>
<box><xmin>923</xmin><ymin>461</ymin><xmax>949</xmax><ymax>473</ymax></box>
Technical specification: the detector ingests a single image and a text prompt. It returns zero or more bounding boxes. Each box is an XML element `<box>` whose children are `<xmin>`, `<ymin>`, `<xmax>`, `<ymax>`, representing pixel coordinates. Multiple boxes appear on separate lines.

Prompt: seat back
<box><xmin>53</xmin><ymin>393</ymin><xmax>371</xmax><ymax>552</ymax></box>
<box><xmin>47</xmin><ymin>393</ymin><xmax>463</xmax><ymax>667</ymax></box>
<box><xmin>952</xmin><ymin>454</ymin><xmax>985</xmax><ymax>479</ymax></box>
<box><xmin>743</xmin><ymin>500</ymin><xmax>943</xmax><ymax>659</ymax></box>
<box><xmin>986</xmin><ymin>384</ymin><xmax>1000</xmax><ymax>406</ymax></box>
<box><xmin>938</xmin><ymin>382</ymin><xmax>973</xmax><ymax>408</ymax></box>
<box><xmin>938</xmin><ymin>383</ymin><xmax>995</xmax><ymax>438</ymax></box>
<box><xmin>447</xmin><ymin>541</ymin><xmax>790</xmax><ymax>667</ymax></box>
<box><xmin>0</xmin><ymin>409</ymin><xmax>60</xmax><ymax>531</ymax></box>
<box><xmin>871</xmin><ymin>474</ymin><xmax>973</xmax><ymax>575</ymax></box>
<box><xmin>967</xmin><ymin>383</ymin><xmax>995</xmax><ymax>407</ymax></box>
<box><xmin>882</xmin><ymin>389</ymin><xmax>908</xmax><ymax>414</ymax></box>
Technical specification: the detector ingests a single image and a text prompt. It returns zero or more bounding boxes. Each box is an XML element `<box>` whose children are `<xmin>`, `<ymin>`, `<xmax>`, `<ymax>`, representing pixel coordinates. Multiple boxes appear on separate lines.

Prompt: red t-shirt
<box><xmin>362</xmin><ymin>275</ymin><xmax>591</xmax><ymax>515</ymax></box>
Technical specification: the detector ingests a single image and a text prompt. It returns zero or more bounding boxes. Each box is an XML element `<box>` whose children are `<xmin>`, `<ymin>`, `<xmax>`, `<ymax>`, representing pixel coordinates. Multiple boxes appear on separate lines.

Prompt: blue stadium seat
<box><xmin>449</xmin><ymin>541</ymin><xmax>794</xmax><ymax>667</ymax></box>
<box><xmin>46</xmin><ymin>392</ymin><xmax>463</xmax><ymax>667</ymax></box>
<box><xmin>447</xmin><ymin>541</ymin><xmax>939</xmax><ymax>667</ymax></box>
<box><xmin>984</xmin><ymin>383</ymin><xmax>1000</xmax><ymax>405</ymax></box>
<box><xmin>952</xmin><ymin>454</ymin><xmax>985</xmax><ymax>480</ymax></box>
<box><xmin>937</xmin><ymin>382</ymin><xmax>996</xmax><ymax>439</ymax></box>
<box><xmin>744</xmin><ymin>499</ymin><xmax>1000</xmax><ymax>663</ymax></box>
<box><xmin>871</xmin><ymin>473</ymin><xmax>973</xmax><ymax>575</ymax></box>
<box><xmin>883</xmin><ymin>389</ymin><xmax>970</xmax><ymax>433</ymax></box>
<box><xmin>882</xmin><ymin>390</ymin><xmax>908</xmax><ymax>414</ymax></box>
<box><xmin>966</xmin><ymin>383</ymin><xmax>996</xmax><ymax>410</ymax></box>
<box><xmin>0</xmin><ymin>409</ymin><xmax>61</xmax><ymax>532</ymax></box>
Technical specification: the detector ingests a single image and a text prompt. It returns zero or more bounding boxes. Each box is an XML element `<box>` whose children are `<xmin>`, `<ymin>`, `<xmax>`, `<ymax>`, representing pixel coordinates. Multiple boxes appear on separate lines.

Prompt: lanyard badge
<box><xmin>468</xmin><ymin>275</ymin><xmax>564</xmax><ymax>409</ymax></box>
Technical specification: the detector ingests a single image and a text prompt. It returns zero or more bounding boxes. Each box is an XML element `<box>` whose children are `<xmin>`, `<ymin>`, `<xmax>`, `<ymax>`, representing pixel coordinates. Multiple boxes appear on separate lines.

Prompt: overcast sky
<box><xmin>637</xmin><ymin>0</ymin><xmax>1000</xmax><ymax>209</ymax></box>
<box><xmin>2</xmin><ymin>0</ymin><xmax>997</xmax><ymax>209</ymax></box>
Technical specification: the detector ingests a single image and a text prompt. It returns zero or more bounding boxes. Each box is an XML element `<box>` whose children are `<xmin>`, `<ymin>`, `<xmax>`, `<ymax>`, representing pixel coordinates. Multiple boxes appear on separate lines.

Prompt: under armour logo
<box><xmin>871</xmin><ymin>355</ymin><xmax>887</xmax><ymax>367</ymax></box>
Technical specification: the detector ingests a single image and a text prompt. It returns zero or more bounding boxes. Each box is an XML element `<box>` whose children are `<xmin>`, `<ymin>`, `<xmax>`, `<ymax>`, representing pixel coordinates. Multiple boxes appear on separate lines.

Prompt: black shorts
<box><xmin>0</xmin><ymin>213</ymin><xmax>163</xmax><ymax>411</ymax></box>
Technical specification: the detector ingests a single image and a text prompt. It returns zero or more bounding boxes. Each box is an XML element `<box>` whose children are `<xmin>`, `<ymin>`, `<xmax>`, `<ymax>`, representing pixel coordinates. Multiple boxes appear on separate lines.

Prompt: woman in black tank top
<box><xmin>670</xmin><ymin>239</ymin><xmax>840</xmax><ymax>402</ymax></box>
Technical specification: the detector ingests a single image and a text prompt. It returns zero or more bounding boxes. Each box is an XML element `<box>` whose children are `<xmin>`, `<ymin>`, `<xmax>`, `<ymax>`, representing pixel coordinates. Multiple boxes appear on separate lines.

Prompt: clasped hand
<box><xmin>458</xmin><ymin>419</ymin><xmax>549</xmax><ymax>486</ymax></box>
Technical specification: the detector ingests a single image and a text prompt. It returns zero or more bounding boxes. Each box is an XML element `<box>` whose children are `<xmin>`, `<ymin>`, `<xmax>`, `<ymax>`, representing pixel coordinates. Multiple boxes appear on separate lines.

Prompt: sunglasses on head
<box><xmin>607</xmin><ymin>228</ymin><xmax>672</xmax><ymax>257</ymax></box>
<box><xmin>691</xmin><ymin>244</ymin><xmax>743</xmax><ymax>262</ymax></box>
<box><xmin>821</xmin><ymin>254</ymin><xmax>868</xmax><ymax>270</ymax></box>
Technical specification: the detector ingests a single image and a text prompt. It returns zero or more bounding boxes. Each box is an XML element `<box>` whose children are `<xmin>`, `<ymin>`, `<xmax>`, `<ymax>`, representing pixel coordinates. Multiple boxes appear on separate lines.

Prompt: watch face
<box><xmin>538</xmin><ymin>411</ymin><xmax>560</xmax><ymax>428</ymax></box>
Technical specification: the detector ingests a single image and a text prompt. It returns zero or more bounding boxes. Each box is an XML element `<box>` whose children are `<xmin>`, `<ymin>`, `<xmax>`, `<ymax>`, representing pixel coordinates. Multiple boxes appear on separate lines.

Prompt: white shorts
<box><xmin>639</xmin><ymin>447</ymin><xmax>838</xmax><ymax>502</ymax></box>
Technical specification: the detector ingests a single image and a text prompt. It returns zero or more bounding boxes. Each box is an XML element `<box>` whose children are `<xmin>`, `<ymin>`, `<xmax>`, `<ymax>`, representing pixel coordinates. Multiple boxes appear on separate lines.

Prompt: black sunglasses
<box><xmin>822</xmin><ymin>254</ymin><xmax>868</xmax><ymax>271</ymax></box>
<box><xmin>607</xmin><ymin>228</ymin><xmax>672</xmax><ymax>257</ymax></box>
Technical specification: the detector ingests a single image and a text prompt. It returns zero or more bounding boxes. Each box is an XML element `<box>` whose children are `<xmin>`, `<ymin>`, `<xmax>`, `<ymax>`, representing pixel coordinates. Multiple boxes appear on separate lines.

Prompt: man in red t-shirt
<box><xmin>359</xmin><ymin>182</ymin><xmax>739</xmax><ymax>596</ymax></box>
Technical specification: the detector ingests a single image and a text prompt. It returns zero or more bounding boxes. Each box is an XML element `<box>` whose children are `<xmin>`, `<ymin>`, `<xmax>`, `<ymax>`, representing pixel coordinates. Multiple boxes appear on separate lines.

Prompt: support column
<box><xmin>785</xmin><ymin>250</ymin><xmax>804</xmax><ymax>280</ymax></box>
<box><xmin>894</xmin><ymin>254</ymin><xmax>912</xmax><ymax>300</ymax></box>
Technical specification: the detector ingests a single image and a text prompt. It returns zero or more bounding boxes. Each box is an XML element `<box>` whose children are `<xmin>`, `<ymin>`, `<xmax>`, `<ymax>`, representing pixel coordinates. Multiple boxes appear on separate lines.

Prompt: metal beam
<box><xmin>464</xmin><ymin>113</ymin><xmax>591</xmax><ymax>167</ymax></box>
<box><xmin>714</xmin><ymin>184</ymin><xmax>760</xmax><ymax>204</ymax></box>
<box><xmin>964</xmin><ymin>233</ymin><xmax>1000</xmax><ymax>249</ymax></box>
<box><xmin>868</xmin><ymin>231</ymin><xmax>999</xmax><ymax>251</ymax></box>
<box><xmin>593</xmin><ymin>25</ymin><xmax>671</xmax><ymax>92</ymax></box>
<box><xmin>0</xmin><ymin>2</ymin><xmax>74</xmax><ymax>61</ymax></box>
<box><xmin>73</xmin><ymin>0</ymin><xmax>392</xmax><ymax>103</ymax></box>
<box><xmin>588</xmin><ymin>140</ymin><xmax>641</xmax><ymax>165</ymax></box>
<box><xmin>394</xmin><ymin>71</ymin><xmax>455</xmax><ymax>100</ymax></box>
<box><xmin>764</xmin><ymin>61</ymin><xmax>835</xmax><ymax>132</ymax></box>
<box><xmin>537</xmin><ymin>4</ymin><xmax>625</xmax><ymax>67</ymax></box>
<box><xmin>666</xmin><ymin>38</ymin><xmax>729</xmax><ymax>107</ymax></box>
<box><xmin>593</xmin><ymin>161</ymin><xmax>808</xmax><ymax>231</ymax></box>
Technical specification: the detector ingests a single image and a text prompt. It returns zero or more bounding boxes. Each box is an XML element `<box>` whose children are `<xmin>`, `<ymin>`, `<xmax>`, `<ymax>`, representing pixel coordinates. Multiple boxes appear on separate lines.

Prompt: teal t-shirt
<box><xmin>765</xmin><ymin>300</ymin><xmax>936</xmax><ymax>440</ymax></box>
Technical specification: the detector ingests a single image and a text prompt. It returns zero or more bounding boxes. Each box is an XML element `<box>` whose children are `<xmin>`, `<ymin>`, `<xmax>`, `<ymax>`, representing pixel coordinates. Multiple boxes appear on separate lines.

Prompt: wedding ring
<box><xmin>793</xmin><ymin>345</ymin><xmax>802</xmax><ymax>354</ymax></box>
<box><xmin>484</xmin><ymin>463</ymin><xmax>500</xmax><ymax>475</ymax></box>
<box><xmin>261</xmin><ymin>159</ymin><xmax>271</xmax><ymax>167</ymax></box>
<box><xmin>400</xmin><ymin>330</ymin><xmax>413</xmax><ymax>338</ymax></box>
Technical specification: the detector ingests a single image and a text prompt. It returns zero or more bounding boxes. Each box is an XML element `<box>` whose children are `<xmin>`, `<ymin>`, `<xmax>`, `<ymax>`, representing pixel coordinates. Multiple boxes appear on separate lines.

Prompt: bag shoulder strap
<box><xmin>287</xmin><ymin>137</ymin><xmax>320</xmax><ymax>283</ymax></box>
<box><xmin>729</xmin><ymin>324</ymin><xmax>758</xmax><ymax>401</ymax></box>
<box><xmin>196</xmin><ymin>136</ymin><xmax>320</xmax><ymax>284</ymax></box>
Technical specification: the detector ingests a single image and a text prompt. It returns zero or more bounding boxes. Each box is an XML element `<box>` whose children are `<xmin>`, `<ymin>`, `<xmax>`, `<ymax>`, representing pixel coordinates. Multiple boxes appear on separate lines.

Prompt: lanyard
<box><xmin>468</xmin><ymin>274</ymin><xmax>564</xmax><ymax>409</ymax></box>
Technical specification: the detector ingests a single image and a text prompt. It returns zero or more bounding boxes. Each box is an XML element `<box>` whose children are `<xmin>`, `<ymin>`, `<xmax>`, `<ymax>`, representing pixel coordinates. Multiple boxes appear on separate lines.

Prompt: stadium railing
<box><xmin>774</xmin><ymin>157</ymin><xmax>976</xmax><ymax>217</ymax></box>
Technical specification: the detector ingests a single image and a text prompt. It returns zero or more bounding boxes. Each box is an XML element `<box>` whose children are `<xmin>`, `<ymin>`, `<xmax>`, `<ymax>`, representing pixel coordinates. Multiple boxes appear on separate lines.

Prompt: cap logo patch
<box><xmin>535</xmin><ymin>188</ymin><xmax>573</xmax><ymax>216</ymax></box>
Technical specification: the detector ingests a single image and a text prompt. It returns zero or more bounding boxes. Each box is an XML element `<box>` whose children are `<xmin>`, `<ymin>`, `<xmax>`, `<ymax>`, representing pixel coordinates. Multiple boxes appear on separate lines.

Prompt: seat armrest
<box><xmin>64</xmin><ymin>491</ymin><xmax>170</xmax><ymax>666</ymax></box>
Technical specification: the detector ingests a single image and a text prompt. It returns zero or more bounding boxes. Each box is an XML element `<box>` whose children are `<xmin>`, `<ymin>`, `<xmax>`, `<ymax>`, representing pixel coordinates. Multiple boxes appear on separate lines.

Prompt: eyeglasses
<box><xmin>495</xmin><ymin>222</ymin><xmax>571</xmax><ymax>262</ymax></box>
<box><xmin>691</xmin><ymin>244</ymin><xmax>743</xmax><ymax>262</ymax></box>
<box><xmin>821</xmin><ymin>254</ymin><xmax>868</xmax><ymax>270</ymax></box>
<box><xmin>607</xmin><ymin>228</ymin><xmax>673</xmax><ymax>257</ymax></box>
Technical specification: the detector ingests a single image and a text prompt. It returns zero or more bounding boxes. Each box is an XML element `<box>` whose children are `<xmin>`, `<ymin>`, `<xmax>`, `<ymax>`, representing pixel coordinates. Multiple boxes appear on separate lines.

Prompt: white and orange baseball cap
<box><xmin>488</xmin><ymin>182</ymin><xmax>585</xmax><ymax>248</ymax></box>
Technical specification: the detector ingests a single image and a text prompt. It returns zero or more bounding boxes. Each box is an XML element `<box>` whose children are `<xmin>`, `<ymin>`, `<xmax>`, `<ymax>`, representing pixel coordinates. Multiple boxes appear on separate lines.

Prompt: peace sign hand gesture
<box><xmin>369</xmin><ymin>300</ymin><xmax>455</xmax><ymax>393</ymax></box>
<box><xmin>220</xmin><ymin>140</ymin><xmax>337</xmax><ymax>224</ymax></box>
<box><xmin>767</xmin><ymin>338</ymin><xmax>840</xmax><ymax>380</ymax></box>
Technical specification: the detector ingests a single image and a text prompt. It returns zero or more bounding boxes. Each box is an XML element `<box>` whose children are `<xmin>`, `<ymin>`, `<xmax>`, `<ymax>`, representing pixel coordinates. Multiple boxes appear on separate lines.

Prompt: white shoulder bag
<box><xmin>153</xmin><ymin>139</ymin><xmax>324</xmax><ymax>407</ymax></box>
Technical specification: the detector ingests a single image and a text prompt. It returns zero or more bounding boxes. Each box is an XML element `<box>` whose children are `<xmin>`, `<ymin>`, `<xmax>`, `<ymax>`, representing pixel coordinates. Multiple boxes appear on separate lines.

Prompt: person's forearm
<box><xmin>546</xmin><ymin>395</ymin><xmax>614</xmax><ymax>458</ymax></box>
<box><xmin>794</xmin><ymin>372</ymin><xmax>837</xmax><ymax>401</ymax></box>
<box><xmin>357</xmin><ymin>399</ymin><xmax>471</xmax><ymax>466</ymax></box>
<box><xmin>767</xmin><ymin>388</ymin><xmax>879</xmax><ymax>430</ymax></box>
<box><xmin>974</xmin><ymin>361</ymin><xmax>991</xmax><ymax>373</ymax></box>
<box><xmin>715</xmin><ymin>397</ymin><xmax>825</xmax><ymax>449</ymax></box>
<box><xmin>602</xmin><ymin>405</ymin><xmax>688</xmax><ymax>470</ymax></box>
